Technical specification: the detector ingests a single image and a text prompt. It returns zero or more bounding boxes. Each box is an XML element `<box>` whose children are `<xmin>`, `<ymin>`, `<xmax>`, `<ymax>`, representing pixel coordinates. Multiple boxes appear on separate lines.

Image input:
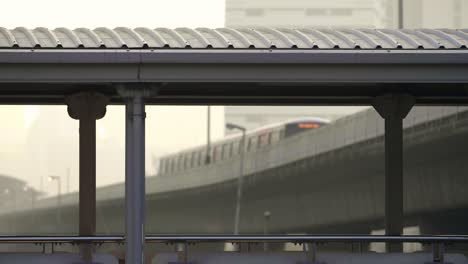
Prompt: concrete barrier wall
<box><xmin>10</xmin><ymin>106</ymin><xmax>467</xmax><ymax>213</ymax></box>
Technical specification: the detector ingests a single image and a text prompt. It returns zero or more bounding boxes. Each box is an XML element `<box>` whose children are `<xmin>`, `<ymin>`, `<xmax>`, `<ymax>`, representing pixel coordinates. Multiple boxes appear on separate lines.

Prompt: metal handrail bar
<box><xmin>145</xmin><ymin>235</ymin><xmax>468</xmax><ymax>243</ymax></box>
<box><xmin>0</xmin><ymin>235</ymin><xmax>467</xmax><ymax>244</ymax></box>
<box><xmin>0</xmin><ymin>236</ymin><xmax>124</xmax><ymax>243</ymax></box>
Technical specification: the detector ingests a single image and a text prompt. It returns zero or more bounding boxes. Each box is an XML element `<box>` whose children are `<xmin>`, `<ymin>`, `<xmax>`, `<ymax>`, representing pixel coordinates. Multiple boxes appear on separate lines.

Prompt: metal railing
<box><xmin>0</xmin><ymin>235</ymin><xmax>466</xmax><ymax>263</ymax></box>
<box><xmin>144</xmin><ymin>235</ymin><xmax>468</xmax><ymax>243</ymax></box>
<box><xmin>0</xmin><ymin>234</ymin><xmax>466</xmax><ymax>244</ymax></box>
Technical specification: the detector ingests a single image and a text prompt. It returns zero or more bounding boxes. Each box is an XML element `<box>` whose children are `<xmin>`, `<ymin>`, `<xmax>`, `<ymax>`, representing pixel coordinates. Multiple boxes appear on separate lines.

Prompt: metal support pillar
<box><xmin>66</xmin><ymin>93</ymin><xmax>108</xmax><ymax>263</ymax></box>
<box><xmin>119</xmin><ymin>85</ymin><xmax>155</xmax><ymax>264</ymax></box>
<box><xmin>373</xmin><ymin>94</ymin><xmax>414</xmax><ymax>253</ymax></box>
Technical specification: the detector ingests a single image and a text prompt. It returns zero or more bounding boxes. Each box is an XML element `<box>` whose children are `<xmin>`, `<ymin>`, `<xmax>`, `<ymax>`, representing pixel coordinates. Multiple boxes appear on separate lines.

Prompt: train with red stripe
<box><xmin>158</xmin><ymin>117</ymin><xmax>330</xmax><ymax>175</ymax></box>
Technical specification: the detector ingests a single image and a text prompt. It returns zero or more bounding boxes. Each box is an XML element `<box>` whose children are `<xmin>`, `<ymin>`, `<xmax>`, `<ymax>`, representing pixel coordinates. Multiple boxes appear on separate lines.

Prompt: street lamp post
<box><xmin>226</xmin><ymin>123</ymin><xmax>247</xmax><ymax>235</ymax></box>
<box><xmin>205</xmin><ymin>106</ymin><xmax>211</xmax><ymax>164</ymax></box>
<box><xmin>48</xmin><ymin>175</ymin><xmax>62</xmax><ymax>225</ymax></box>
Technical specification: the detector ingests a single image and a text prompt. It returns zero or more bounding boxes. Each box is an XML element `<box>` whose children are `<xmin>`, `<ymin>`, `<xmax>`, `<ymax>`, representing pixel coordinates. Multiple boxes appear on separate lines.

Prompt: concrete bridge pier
<box><xmin>373</xmin><ymin>94</ymin><xmax>414</xmax><ymax>253</ymax></box>
<box><xmin>66</xmin><ymin>93</ymin><xmax>109</xmax><ymax>262</ymax></box>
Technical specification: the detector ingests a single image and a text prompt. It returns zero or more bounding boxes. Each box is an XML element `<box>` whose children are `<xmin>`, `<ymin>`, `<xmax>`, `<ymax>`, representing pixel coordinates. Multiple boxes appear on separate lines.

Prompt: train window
<box><xmin>279</xmin><ymin>129</ymin><xmax>285</xmax><ymax>139</ymax></box>
<box><xmin>173</xmin><ymin>157</ymin><xmax>178</xmax><ymax>171</ymax></box>
<box><xmin>165</xmin><ymin>159</ymin><xmax>170</xmax><ymax>173</ymax></box>
<box><xmin>197</xmin><ymin>151</ymin><xmax>202</xmax><ymax>166</ymax></box>
<box><xmin>228</xmin><ymin>142</ymin><xmax>234</xmax><ymax>158</ymax></box>
<box><xmin>190</xmin><ymin>152</ymin><xmax>197</xmax><ymax>167</ymax></box>
<box><xmin>212</xmin><ymin>146</ymin><xmax>219</xmax><ymax>161</ymax></box>
<box><xmin>222</xmin><ymin>144</ymin><xmax>230</xmax><ymax>160</ymax></box>
<box><xmin>184</xmin><ymin>155</ymin><xmax>189</xmax><ymax>168</ymax></box>
<box><xmin>226</xmin><ymin>144</ymin><xmax>231</xmax><ymax>159</ymax></box>
<box><xmin>187</xmin><ymin>153</ymin><xmax>192</xmax><ymax>168</ymax></box>
<box><xmin>161</xmin><ymin>159</ymin><xmax>167</xmax><ymax>174</ymax></box>
<box><xmin>177</xmin><ymin>155</ymin><xmax>184</xmax><ymax>171</ymax></box>
<box><xmin>188</xmin><ymin>153</ymin><xmax>193</xmax><ymax>168</ymax></box>
<box><xmin>270</xmin><ymin>131</ymin><xmax>280</xmax><ymax>143</ymax></box>
<box><xmin>248</xmin><ymin>136</ymin><xmax>258</xmax><ymax>151</ymax></box>
<box><xmin>158</xmin><ymin>160</ymin><xmax>163</xmax><ymax>174</ymax></box>
<box><xmin>257</xmin><ymin>135</ymin><xmax>263</xmax><ymax>148</ymax></box>
<box><xmin>198</xmin><ymin>150</ymin><xmax>204</xmax><ymax>165</ymax></box>
<box><xmin>181</xmin><ymin>155</ymin><xmax>186</xmax><ymax>170</ymax></box>
<box><xmin>174</xmin><ymin>158</ymin><xmax>178</xmax><ymax>172</ymax></box>
<box><xmin>182</xmin><ymin>155</ymin><xmax>187</xmax><ymax>169</ymax></box>
<box><xmin>159</xmin><ymin>159</ymin><xmax>164</xmax><ymax>174</ymax></box>
<box><xmin>217</xmin><ymin>146</ymin><xmax>222</xmax><ymax>161</ymax></box>
<box><xmin>231</xmin><ymin>141</ymin><xmax>239</xmax><ymax>155</ymax></box>
<box><xmin>170</xmin><ymin>159</ymin><xmax>175</xmax><ymax>173</ymax></box>
<box><xmin>220</xmin><ymin>145</ymin><xmax>225</xmax><ymax>160</ymax></box>
<box><xmin>284</xmin><ymin>122</ymin><xmax>324</xmax><ymax>137</ymax></box>
<box><xmin>259</xmin><ymin>133</ymin><xmax>269</xmax><ymax>147</ymax></box>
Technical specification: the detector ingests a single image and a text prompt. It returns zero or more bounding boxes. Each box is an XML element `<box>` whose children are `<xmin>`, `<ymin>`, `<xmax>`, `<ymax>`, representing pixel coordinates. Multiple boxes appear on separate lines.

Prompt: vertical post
<box><xmin>57</xmin><ymin>177</ymin><xmax>62</xmax><ymax>225</ymax></box>
<box><xmin>125</xmin><ymin>98</ymin><xmax>135</xmax><ymax>263</ymax></box>
<box><xmin>119</xmin><ymin>85</ymin><xmax>154</xmax><ymax>264</ymax></box>
<box><xmin>304</xmin><ymin>242</ymin><xmax>317</xmax><ymax>263</ymax></box>
<box><xmin>234</xmin><ymin>129</ymin><xmax>246</xmax><ymax>235</ymax></box>
<box><xmin>373</xmin><ymin>94</ymin><xmax>414</xmax><ymax>253</ymax></box>
<box><xmin>66</xmin><ymin>93</ymin><xmax>108</xmax><ymax>263</ymax></box>
<box><xmin>79</xmin><ymin>102</ymin><xmax>97</xmax><ymax>262</ymax></box>
<box><xmin>432</xmin><ymin>243</ymin><xmax>445</xmax><ymax>263</ymax></box>
<box><xmin>205</xmin><ymin>105</ymin><xmax>211</xmax><ymax>164</ymax></box>
<box><xmin>126</xmin><ymin>94</ymin><xmax>146</xmax><ymax>264</ymax></box>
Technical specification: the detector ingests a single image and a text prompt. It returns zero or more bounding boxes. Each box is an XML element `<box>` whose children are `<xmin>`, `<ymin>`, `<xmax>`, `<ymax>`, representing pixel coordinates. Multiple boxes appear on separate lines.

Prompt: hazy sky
<box><xmin>0</xmin><ymin>0</ymin><xmax>368</xmax><ymax>194</ymax></box>
<box><xmin>0</xmin><ymin>0</ymin><xmax>225</xmax><ymax>29</ymax></box>
<box><xmin>0</xmin><ymin>0</ymin><xmax>226</xmax><ymax>193</ymax></box>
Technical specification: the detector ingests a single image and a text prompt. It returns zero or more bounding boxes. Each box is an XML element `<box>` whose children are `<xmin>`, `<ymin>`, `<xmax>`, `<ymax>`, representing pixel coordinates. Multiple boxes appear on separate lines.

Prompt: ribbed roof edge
<box><xmin>0</xmin><ymin>27</ymin><xmax>467</xmax><ymax>49</ymax></box>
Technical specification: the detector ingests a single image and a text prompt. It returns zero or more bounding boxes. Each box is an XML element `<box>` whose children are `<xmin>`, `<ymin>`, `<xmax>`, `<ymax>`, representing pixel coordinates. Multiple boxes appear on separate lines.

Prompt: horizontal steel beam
<box><xmin>0</xmin><ymin>50</ymin><xmax>466</xmax><ymax>105</ymax></box>
<box><xmin>0</xmin><ymin>50</ymin><xmax>467</xmax><ymax>64</ymax></box>
<box><xmin>1</xmin><ymin>64</ymin><xmax>468</xmax><ymax>83</ymax></box>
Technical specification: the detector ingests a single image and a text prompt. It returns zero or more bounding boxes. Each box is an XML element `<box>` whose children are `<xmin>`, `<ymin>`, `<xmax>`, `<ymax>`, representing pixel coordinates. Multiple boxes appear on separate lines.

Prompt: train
<box><xmin>158</xmin><ymin>117</ymin><xmax>331</xmax><ymax>175</ymax></box>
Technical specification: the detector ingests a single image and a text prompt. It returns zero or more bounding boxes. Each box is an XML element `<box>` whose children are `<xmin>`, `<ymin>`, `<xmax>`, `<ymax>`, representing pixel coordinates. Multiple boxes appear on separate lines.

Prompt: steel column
<box><xmin>373</xmin><ymin>94</ymin><xmax>414</xmax><ymax>253</ymax></box>
<box><xmin>119</xmin><ymin>85</ymin><xmax>154</xmax><ymax>264</ymax></box>
<box><xmin>66</xmin><ymin>93</ymin><xmax>108</xmax><ymax>263</ymax></box>
<box><xmin>126</xmin><ymin>94</ymin><xmax>146</xmax><ymax>264</ymax></box>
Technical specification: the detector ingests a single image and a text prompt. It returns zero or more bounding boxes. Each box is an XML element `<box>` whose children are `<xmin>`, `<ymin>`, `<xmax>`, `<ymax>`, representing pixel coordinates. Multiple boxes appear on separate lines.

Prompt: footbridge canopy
<box><xmin>0</xmin><ymin>27</ymin><xmax>467</xmax><ymax>105</ymax></box>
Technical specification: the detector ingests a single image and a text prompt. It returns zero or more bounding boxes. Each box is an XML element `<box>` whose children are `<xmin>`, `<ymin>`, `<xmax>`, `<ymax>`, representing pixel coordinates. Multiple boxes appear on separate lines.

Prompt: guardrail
<box><xmin>0</xmin><ymin>235</ymin><xmax>466</xmax><ymax>263</ymax></box>
<box><xmin>0</xmin><ymin>235</ymin><xmax>467</xmax><ymax>243</ymax></box>
<box><xmin>145</xmin><ymin>235</ymin><xmax>468</xmax><ymax>243</ymax></box>
<box><xmin>0</xmin><ymin>235</ymin><xmax>467</xmax><ymax>244</ymax></box>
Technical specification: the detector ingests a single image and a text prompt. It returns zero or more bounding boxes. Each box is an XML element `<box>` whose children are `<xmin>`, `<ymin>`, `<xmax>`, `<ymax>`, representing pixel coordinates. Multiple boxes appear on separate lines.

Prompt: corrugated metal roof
<box><xmin>0</xmin><ymin>27</ymin><xmax>467</xmax><ymax>49</ymax></box>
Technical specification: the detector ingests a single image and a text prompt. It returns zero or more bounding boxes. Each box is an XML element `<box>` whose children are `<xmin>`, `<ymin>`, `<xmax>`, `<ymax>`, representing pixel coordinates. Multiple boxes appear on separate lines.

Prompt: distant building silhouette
<box><xmin>225</xmin><ymin>0</ymin><xmax>396</xmax><ymax>28</ymax></box>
